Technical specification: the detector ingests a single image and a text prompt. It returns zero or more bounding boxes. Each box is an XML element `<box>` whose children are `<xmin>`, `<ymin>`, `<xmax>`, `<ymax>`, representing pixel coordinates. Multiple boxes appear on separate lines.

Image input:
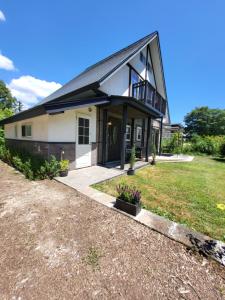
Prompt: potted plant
<box><xmin>114</xmin><ymin>184</ymin><xmax>141</xmax><ymax>216</ymax></box>
<box><xmin>151</xmin><ymin>144</ymin><xmax>157</xmax><ymax>165</ymax></box>
<box><xmin>59</xmin><ymin>159</ymin><xmax>69</xmax><ymax>177</ymax></box>
<box><xmin>127</xmin><ymin>145</ymin><xmax>136</xmax><ymax>175</ymax></box>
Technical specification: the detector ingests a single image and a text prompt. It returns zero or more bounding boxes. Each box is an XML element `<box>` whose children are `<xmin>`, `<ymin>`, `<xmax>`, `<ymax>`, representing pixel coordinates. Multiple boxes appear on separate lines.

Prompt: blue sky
<box><xmin>0</xmin><ymin>0</ymin><xmax>225</xmax><ymax>122</ymax></box>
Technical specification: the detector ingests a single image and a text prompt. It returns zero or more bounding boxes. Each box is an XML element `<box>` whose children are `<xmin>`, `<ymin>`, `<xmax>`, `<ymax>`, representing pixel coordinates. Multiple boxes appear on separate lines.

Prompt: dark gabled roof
<box><xmin>39</xmin><ymin>31</ymin><xmax>158</xmax><ymax>104</ymax></box>
<box><xmin>0</xmin><ymin>31</ymin><xmax>163</xmax><ymax>126</ymax></box>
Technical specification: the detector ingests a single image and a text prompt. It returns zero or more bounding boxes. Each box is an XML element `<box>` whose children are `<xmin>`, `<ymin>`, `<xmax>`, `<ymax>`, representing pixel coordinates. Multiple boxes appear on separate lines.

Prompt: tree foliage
<box><xmin>184</xmin><ymin>106</ymin><xmax>225</xmax><ymax>136</ymax></box>
<box><xmin>0</xmin><ymin>80</ymin><xmax>21</xmax><ymax>115</ymax></box>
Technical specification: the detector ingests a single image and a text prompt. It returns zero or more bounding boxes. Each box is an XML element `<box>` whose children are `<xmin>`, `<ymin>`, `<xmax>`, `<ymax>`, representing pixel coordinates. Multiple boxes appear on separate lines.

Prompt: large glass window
<box><xmin>131</xmin><ymin>69</ymin><xmax>141</xmax><ymax>85</ymax></box>
<box><xmin>78</xmin><ymin>117</ymin><xmax>89</xmax><ymax>144</ymax></box>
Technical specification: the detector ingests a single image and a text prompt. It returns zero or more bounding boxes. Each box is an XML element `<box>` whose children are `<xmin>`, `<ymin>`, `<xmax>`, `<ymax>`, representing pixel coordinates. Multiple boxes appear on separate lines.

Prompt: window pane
<box><xmin>22</xmin><ymin>125</ymin><xmax>26</xmax><ymax>137</ymax></box>
<box><xmin>78</xmin><ymin>136</ymin><xmax>83</xmax><ymax>144</ymax></box>
<box><xmin>26</xmin><ymin>125</ymin><xmax>32</xmax><ymax>136</ymax></box>
<box><xmin>79</xmin><ymin>127</ymin><xmax>84</xmax><ymax>136</ymax></box>
<box><xmin>79</xmin><ymin>118</ymin><xmax>84</xmax><ymax>127</ymax></box>
<box><xmin>84</xmin><ymin>119</ymin><xmax>89</xmax><ymax>127</ymax></box>
<box><xmin>84</xmin><ymin>136</ymin><xmax>89</xmax><ymax>144</ymax></box>
<box><xmin>84</xmin><ymin>127</ymin><xmax>89</xmax><ymax>136</ymax></box>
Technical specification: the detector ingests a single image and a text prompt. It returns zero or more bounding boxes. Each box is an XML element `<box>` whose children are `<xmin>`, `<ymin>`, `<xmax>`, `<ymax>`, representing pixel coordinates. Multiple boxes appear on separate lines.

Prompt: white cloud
<box><xmin>0</xmin><ymin>53</ymin><xmax>15</xmax><ymax>70</ymax></box>
<box><xmin>0</xmin><ymin>10</ymin><xmax>6</xmax><ymax>22</ymax></box>
<box><xmin>8</xmin><ymin>75</ymin><xmax>62</xmax><ymax>109</ymax></box>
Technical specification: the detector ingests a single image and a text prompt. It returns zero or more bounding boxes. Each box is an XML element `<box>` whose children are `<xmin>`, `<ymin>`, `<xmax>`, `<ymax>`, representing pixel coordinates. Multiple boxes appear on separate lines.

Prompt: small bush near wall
<box><xmin>0</xmin><ymin>142</ymin><xmax>61</xmax><ymax>180</ymax></box>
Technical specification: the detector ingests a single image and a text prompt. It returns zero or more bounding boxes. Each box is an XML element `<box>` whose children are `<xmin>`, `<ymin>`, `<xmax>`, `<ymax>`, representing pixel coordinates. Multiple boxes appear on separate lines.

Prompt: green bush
<box><xmin>0</xmin><ymin>143</ymin><xmax>61</xmax><ymax>180</ymax></box>
<box><xmin>38</xmin><ymin>156</ymin><xmax>60</xmax><ymax>179</ymax></box>
<box><xmin>59</xmin><ymin>159</ymin><xmax>69</xmax><ymax>171</ymax></box>
<box><xmin>162</xmin><ymin>132</ymin><xmax>183</xmax><ymax>154</ymax></box>
<box><xmin>220</xmin><ymin>142</ymin><xmax>225</xmax><ymax>157</ymax></box>
<box><xmin>189</xmin><ymin>135</ymin><xmax>225</xmax><ymax>155</ymax></box>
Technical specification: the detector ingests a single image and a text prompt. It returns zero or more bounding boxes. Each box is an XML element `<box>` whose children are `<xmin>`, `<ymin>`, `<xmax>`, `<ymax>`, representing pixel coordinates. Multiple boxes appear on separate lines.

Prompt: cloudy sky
<box><xmin>1</xmin><ymin>1</ymin><xmax>225</xmax><ymax>120</ymax></box>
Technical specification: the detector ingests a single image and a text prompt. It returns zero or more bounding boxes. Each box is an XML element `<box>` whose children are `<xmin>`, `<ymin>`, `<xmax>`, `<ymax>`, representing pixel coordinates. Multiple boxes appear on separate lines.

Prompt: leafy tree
<box><xmin>0</xmin><ymin>80</ymin><xmax>20</xmax><ymax>143</ymax></box>
<box><xmin>184</xmin><ymin>106</ymin><xmax>225</xmax><ymax>136</ymax></box>
<box><xmin>0</xmin><ymin>80</ymin><xmax>19</xmax><ymax>112</ymax></box>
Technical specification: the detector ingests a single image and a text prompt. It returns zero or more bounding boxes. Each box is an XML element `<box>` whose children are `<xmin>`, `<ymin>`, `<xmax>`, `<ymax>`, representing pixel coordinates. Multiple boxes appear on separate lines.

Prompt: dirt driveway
<box><xmin>0</xmin><ymin>161</ymin><xmax>224</xmax><ymax>299</ymax></box>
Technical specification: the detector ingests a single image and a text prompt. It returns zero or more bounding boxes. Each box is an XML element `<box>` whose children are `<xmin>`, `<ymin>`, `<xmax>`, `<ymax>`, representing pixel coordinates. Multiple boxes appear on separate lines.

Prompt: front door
<box><xmin>107</xmin><ymin>116</ymin><xmax>121</xmax><ymax>162</ymax></box>
<box><xmin>76</xmin><ymin>115</ymin><xmax>92</xmax><ymax>168</ymax></box>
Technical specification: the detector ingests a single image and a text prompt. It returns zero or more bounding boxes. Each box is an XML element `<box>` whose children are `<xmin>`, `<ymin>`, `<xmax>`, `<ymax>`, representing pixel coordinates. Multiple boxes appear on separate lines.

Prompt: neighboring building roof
<box><xmin>39</xmin><ymin>31</ymin><xmax>158</xmax><ymax>105</ymax></box>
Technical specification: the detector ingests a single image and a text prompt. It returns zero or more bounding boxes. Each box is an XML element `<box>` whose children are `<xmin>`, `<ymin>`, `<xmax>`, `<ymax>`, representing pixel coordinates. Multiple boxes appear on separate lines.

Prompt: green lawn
<box><xmin>93</xmin><ymin>156</ymin><xmax>225</xmax><ymax>241</ymax></box>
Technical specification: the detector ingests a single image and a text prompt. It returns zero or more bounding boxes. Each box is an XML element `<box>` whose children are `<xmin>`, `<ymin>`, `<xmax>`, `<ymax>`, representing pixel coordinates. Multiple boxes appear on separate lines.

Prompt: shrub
<box><xmin>0</xmin><ymin>144</ymin><xmax>61</xmax><ymax>180</ymax></box>
<box><xmin>116</xmin><ymin>184</ymin><xmax>141</xmax><ymax>205</ymax></box>
<box><xmin>37</xmin><ymin>156</ymin><xmax>60</xmax><ymax>179</ymax></box>
<box><xmin>59</xmin><ymin>159</ymin><xmax>69</xmax><ymax>171</ymax></box>
<box><xmin>220</xmin><ymin>142</ymin><xmax>225</xmax><ymax>157</ymax></box>
<box><xmin>190</xmin><ymin>135</ymin><xmax>225</xmax><ymax>155</ymax></box>
<box><xmin>162</xmin><ymin>132</ymin><xmax>183</xmax><ymax>154</ymax></box>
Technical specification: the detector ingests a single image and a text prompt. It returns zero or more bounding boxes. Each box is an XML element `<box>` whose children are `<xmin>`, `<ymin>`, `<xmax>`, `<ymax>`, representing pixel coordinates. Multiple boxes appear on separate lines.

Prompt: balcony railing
<box><xmin>132</xmin><ymin>80</ymin><xmax>166</xmax><ymax>115</ymax></box>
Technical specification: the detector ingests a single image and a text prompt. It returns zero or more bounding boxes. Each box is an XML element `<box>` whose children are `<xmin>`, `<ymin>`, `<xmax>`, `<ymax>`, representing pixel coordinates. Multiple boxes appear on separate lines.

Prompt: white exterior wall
<box><xmin>4</xmin><ymin>114</ymin><xmax>49</xmax><ymax>141</ymax></box>
<box><xmin>48</xmin><ymin>106</ymin><xmax>96</xmax><ymax>142</ymax></box>
<box><xmin>4</xmin><ymin>106</ymin><xmax>97</xmax><ymax>143</ymax></box>
<box><xmin>99</xmin><ymin>65</ymin><xmax>129</xmax><ymax>96</ymax></box>
<box><xmin>99</xmin><ymin>45</ymin><xmax>156</xmax><ymax>97</ymax></box>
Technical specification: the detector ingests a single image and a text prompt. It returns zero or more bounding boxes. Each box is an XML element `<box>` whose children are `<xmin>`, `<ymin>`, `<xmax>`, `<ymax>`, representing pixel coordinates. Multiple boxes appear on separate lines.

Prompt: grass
<box><xmin>83</xmin><ymin>247</ymin><xmax>103</xmax><ymax>270</ymax></box>
<box><xmin>93</xmin><ymin>156</ymin><xmax>225</xmax><ymax>242</ymax></box>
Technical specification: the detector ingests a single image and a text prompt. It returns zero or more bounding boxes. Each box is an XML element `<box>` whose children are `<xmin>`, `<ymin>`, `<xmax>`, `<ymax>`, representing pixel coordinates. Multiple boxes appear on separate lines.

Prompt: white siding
<box><xmin>4</xmin><ymin>106</ymin><xmax>97</xmax><ymax>143</ymax></box>
<box><xmin>4</xmin><ymin>114</ymin><xmax>48</xmax><ymax>141</ymax></box>
<box><xmin>48</xmin><ymin>106</ymin><xmax>96</xmax><ymax>142</ymax></box>
<box><xmin>100</xmin><ymin>44</ymin><xmax>157</xmax><ymax>97</ymax></box>
<box><xmin>99</xmin><ymin>65</ymin><xmax>129</xmax><ymax>96</ymax></box>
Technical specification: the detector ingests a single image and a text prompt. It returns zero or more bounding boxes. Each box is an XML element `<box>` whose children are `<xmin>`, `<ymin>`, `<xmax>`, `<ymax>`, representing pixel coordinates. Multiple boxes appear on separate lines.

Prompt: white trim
<box><xmin>100</xmin><ymin>35</ymin><xmax>157</xmax><ymax>86</ymax></box>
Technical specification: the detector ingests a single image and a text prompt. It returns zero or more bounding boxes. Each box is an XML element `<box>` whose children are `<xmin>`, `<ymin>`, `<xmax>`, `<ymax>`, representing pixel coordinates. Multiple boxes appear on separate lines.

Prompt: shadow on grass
<box><xmin>212</xmin><ymin>157</ymin><xmax>225</xmax><ymax>163</ymax></box>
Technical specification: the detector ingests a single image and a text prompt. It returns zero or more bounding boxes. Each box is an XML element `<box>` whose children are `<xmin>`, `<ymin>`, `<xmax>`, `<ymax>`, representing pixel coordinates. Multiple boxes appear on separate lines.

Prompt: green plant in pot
<box><xmin>127</xmin><ymin>145</ymin><xmax>136</xmax><ymax>175</ymax></box>
<box><xmin>151</xmin><ymin>144</ymin><xmax>157</xmax><ymax>165</ymax></box>
<box><xmin>59</xmin><ymin>159</ymin><xmax>69</xmax><ymax>177</ymax></box>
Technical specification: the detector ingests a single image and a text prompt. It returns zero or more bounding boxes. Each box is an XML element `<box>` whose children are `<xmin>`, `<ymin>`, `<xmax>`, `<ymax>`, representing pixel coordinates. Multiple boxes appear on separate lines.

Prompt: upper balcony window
<box><xmin>131</xmin><ymin>69</ymin><xmax>143</xmax><ymax>99</ymax></box>
<box><xmin>140</xmin><ymin>52</ymin><xmax>146</xmax><ymax>65</ymax></box>
<box><xmin>147</xmin><ymin>62</ymin><xmax>153</xmax><ymax>73</ymax></box>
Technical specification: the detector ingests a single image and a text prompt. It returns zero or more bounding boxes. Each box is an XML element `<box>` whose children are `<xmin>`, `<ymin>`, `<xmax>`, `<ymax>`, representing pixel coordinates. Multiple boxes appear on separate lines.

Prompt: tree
<box><xmin>184</xmin><ymin>106</ymin><xmax>225</xmax><ymax>136</ymax></box>
<box><xmin>0</xmin><ymin>80</ymin><xmax>19</xmax><ymax>112</ymax></box>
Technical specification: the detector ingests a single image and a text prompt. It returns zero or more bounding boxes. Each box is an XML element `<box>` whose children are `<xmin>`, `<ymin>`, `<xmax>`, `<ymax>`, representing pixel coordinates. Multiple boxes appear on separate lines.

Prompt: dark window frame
<box><xmin>78</xmin><ymin>117</ymin><xmax>90</xmax><ymax>145</ymax></box>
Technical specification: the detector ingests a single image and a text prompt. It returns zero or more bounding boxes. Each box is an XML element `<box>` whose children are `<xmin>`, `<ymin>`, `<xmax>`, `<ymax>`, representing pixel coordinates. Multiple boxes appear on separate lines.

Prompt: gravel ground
<box><xmin>0</xmin><ymin>161</ymin><xmax>224</xmax><ymax>300</ymax></box>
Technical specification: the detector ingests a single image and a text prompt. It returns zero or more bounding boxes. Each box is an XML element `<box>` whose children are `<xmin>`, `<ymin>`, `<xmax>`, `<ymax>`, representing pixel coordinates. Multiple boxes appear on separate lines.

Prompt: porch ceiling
<box><xmin>105</xmin><ymin>96</ymin><xmax>162</xmax><ymax>119</ymax></box>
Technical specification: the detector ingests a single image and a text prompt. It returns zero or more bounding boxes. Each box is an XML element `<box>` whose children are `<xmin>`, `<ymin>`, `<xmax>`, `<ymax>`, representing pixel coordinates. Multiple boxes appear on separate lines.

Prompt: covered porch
<box><xmin>97</xmin><ymin>97</ymin><xmax>163</xmax><ymax>169</ymax></box>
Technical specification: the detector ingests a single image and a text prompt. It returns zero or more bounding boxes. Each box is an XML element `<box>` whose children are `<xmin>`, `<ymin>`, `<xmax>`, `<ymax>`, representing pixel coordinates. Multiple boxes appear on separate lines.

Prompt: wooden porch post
<box><xmin>102</xmin><ymin>109</ymin><xmax>108</xmax><ymax>164</ymax></box>
<box><xmin>131</xmin><ymin>118</ymin><xmax>135</xmax><ymax>148</ymax></box>
<box><xmin>120</xmin><ymin>104</ymin><xmax>128</xmax><ymax>169</ymax></box>
<box><xmin>145</xmin><ymin>116</ymin><xmax>151</xmax><ymax>162</ymax></box>
<box><xmin>159</xmin><ymin>117</ymin><xmax>163</xmax><ymax>155</ymax></box>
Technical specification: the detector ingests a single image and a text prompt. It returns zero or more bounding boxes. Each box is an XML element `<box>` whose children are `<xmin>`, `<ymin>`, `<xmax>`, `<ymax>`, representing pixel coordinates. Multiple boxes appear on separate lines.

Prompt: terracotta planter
<box><xmin>127</xmin><ymin>168</ymin><xmax>135</xmax><ymax>175</ymax></box>
<box><xmin>114</xmin><ymin>198</ymin><xmax>141</xmax><ymax>216</ymax></box>
<box><xmin>59</xmin><ymin>169</ymin><xmax>69</xmax><ymax>177</ymax></box>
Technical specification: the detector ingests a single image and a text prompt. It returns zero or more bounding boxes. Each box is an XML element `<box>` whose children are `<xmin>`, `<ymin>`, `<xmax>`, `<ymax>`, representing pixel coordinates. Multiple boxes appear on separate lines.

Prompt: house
<box><xmin>163</xmin><ymin>123</ymin><xmax>184</xmax><ymax>140</ymax></box>
<box><xmin>0</xmin><ymin>31</ymin><xmax>170</xmax><ymax>170</ymax></box>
